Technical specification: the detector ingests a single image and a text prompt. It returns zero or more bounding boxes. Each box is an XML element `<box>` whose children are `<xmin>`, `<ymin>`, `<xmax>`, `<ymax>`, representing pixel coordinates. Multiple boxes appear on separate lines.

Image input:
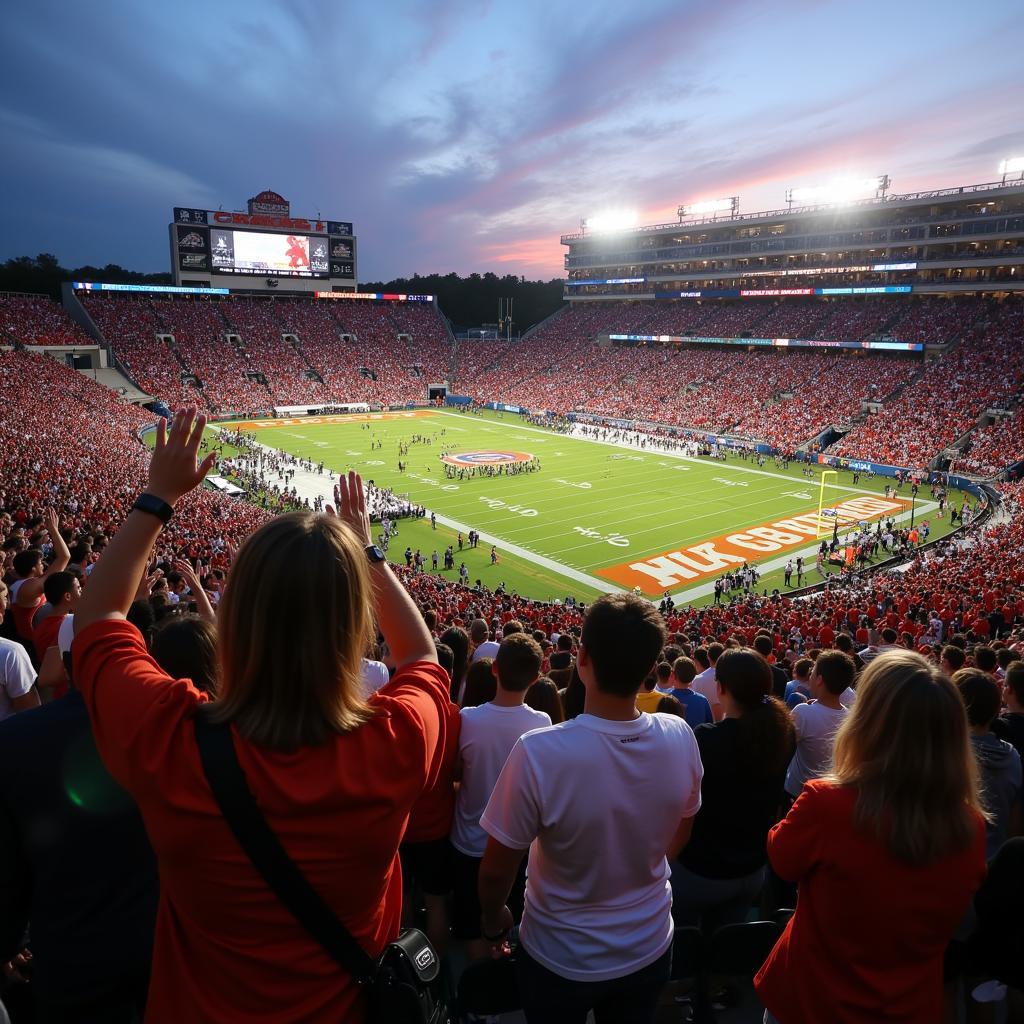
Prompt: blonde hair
<box><xmin>211</xmin><ymin>513</ymin><xmax>373</xmax><ymax>749</ymax></box>
<box><xmin>827</xmin><ymin>650</ymin><xmax>985</xmax><ymax>865</ymax></box>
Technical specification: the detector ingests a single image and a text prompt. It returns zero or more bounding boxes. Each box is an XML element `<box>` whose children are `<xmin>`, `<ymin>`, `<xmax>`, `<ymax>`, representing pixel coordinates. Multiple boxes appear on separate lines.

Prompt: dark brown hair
<box><xmin>581</xmin><ymin>594</ymin><xmax>666</xmax><ymax>697</ymax></box>
<box><xmin>715</xmin><ymin>648</ymin><xmax>794</xmax><ymax>775</ymax></box>
<box><xmin>495</xmin><ymin>633</ymin><xmax>543</xmax><ymax>692</ymax></box>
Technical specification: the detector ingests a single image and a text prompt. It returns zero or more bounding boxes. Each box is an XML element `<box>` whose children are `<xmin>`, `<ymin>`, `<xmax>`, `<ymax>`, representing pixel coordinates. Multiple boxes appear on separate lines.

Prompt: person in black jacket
<box><xmin>670</xmin><ymin>648</ymin><xmax>795</xmax><ymax>935</ymax></box>
<box><xmin>0</xmin><ymin>634</ymin><xmax>159</xmax><ymax>1024</ymax></box>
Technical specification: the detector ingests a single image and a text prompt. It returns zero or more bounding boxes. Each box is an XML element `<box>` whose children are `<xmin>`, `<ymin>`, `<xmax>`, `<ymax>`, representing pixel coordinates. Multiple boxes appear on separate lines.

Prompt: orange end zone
<box><xmin>235</xmin><ymin>410</ymin><xmax>439</xmax><ymax>430</ymax></box>
<box><xmin>597</xmin><ymin>494</ymin><xmax>911</xmax><ymax>595</ymax></box>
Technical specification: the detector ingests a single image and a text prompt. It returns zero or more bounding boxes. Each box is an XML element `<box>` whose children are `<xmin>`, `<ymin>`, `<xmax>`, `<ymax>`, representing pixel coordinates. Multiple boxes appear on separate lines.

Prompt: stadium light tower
<box><xmin>1000</xmin><ymin>157</ymin><xmax>1024</xmax><ymax>183</ymax></box>
<box><xmin>677</xmin><ymin>197</ymin><xmax>739</xmax><ymax>222</ymax></box>
<box><xmin>581</xmin><ymin>210</ymin><xmax>638</xmax><ymax>234</ymax></box>
<box><xmin>785</xmin><ymin>175</ymin><xmax>890</xmax><ymax>209</ymax></box>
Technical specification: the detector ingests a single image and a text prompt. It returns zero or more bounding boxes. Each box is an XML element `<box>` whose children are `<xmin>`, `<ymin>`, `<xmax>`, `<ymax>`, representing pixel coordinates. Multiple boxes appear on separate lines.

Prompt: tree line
<box><xmin>1</xmin><ymin>255</ymin><xmax>567</xmax><ymax>333</ymax></box>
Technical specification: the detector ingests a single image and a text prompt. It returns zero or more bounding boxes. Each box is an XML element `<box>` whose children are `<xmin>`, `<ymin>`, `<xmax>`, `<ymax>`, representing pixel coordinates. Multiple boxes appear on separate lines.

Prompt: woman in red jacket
<box><xmin>73</xmin><ymin>409</ymin><xmax>451</xmax><ymax>1023</ymax></box>
<box><xmin>755</xmin><ymin>650</ymin><xmax>988</xmax><ymax>1024</ymax></box>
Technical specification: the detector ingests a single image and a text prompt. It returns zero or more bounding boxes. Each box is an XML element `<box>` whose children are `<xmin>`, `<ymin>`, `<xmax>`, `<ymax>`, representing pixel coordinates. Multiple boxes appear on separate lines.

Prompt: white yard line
<box><xmin>238</xmin><ymin>433</ymin><xmax>621</xmax><ymax>596</ymax></box>
<box><xmin>249</xmin><ymin>412</ymin><xmax>929</xmax><ymax>604</ymax></box>
<box><xmin>433</xmin><ymin>411</ymin><xmax>871</xmax><ymax>493</ymax></box>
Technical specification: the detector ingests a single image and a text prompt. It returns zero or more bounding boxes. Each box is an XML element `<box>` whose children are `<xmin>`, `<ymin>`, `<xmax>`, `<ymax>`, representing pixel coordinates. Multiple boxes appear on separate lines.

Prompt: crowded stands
<box><xmin>0</xmin><ymin>295</ymin><xmax>91</xmax><ymax>347</ymax></box>
<box><xmin>3</xmin><ymin>288</ymin><xmax>1024</xmax><ymax>1023</ymax></box>
<box><xmin>831</xmin><ymin>299</ymin><xmax>1024</xmax><ymax>470</ymax></box>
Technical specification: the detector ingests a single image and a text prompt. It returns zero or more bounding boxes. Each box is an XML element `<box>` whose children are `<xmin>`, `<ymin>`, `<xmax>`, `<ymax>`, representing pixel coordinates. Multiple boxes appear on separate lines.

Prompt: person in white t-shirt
<box><xmin>450</xmin><ymin>632</ymin><xmax>550</xmax><ymax>958</ymax></box>
<box><xmin>468</xmin><ymin>617</ymin><xmax>500</xmax><ymax>663</ymax></box>
<box><xmin>0</xmin><ymin>581</ymin><xmax>39</xmax><ymax>721</ymax></box>
<box><xmin>360</xmin><ymin>658</ymin><xmax>390</xmax><ymax>696</ymax></box>
<box><xmin>479</xmin><ymin>594</ymin><xmax>703</xmax><ymax>1024</ymax></box>
<box><xmin>784</xmin><ymin>650</ymin><xmax>857</xmax><ymax>799</ymax></box>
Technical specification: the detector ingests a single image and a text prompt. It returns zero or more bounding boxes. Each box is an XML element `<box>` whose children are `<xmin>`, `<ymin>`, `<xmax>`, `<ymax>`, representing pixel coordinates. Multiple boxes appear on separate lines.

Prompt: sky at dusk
<box><xmin>2</xmin><ymin>0</ymin><xmax>1023</xmax><ymax>282</ymax></box>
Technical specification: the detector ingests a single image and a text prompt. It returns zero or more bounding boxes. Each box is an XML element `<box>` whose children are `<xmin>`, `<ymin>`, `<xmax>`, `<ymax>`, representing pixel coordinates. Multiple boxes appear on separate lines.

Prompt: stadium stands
<box><xmin>0</xmin><ymin>294</ymin><xmax>91</xmax><ymax>346</ymax></box>
<box><xmin>18</xmin><ymin>291</ymin><xmax>1020</xmax><ymax>471</ymax></box>
<box><xmin>82</xmin><ymin>295</ymin><xmax>452</xmax><ymax>413</ymax></box>
<box><xmin>831</xmin><ymin>299</ymin><xmax>1024</xmax><ymax>469</ymax></box>
<box><xmin>0</xmin><ymin>349</ymin><xmax>268</xmax><ymax>563</ymax></box>
<box><xmin>2</xmin><ymin>339</ymin><xmax>1022</xmax><ymax>1024</ymax></box>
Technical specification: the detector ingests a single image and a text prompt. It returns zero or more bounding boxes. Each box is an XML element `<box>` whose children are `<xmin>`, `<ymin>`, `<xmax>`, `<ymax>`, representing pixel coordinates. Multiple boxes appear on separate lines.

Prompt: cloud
<box><xmin>2</xmin><ymin>0</ymin><xmax>1023</xmax><ymax>280</ymax></box>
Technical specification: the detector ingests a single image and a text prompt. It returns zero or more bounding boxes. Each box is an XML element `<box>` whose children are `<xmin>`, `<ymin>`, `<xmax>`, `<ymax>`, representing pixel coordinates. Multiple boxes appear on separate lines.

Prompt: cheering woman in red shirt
<box><xmin>755</xmin><ymin>650</ymin><xmax>988</xmax><ymax>1024</ymax></box>
<box><xmin>73</xmin><ymin>408</ymin><xmax>451</xmax><ymax>1023</ymax></box>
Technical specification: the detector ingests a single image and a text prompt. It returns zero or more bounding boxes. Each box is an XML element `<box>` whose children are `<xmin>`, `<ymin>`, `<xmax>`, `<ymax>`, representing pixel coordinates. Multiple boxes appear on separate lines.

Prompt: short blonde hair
<box><xmin>211</xmin><ymin>513</ymin><xmax>373</xmax><ymax>749</ymax></box>
<box><xmin>827</xmin><ymin>650</ymin><xmax>985</xmax><ymax>865</ymax></box>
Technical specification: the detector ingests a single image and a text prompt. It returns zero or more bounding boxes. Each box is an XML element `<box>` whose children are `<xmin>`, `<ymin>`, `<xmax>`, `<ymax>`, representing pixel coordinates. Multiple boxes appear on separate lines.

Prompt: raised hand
<box><xmin>147</xmin><ymin>408</ymin><xmax>217</xmax><ymax>506</ymax></box>
<box><xmin>44</xmin><ymin>507</ymin><xmax>60</xmax><ymax>539</ymax></box>
<box><xmin>327</xmin><ymin>471</ymin><xmax>372</xmax><ymax>546</ymax></box>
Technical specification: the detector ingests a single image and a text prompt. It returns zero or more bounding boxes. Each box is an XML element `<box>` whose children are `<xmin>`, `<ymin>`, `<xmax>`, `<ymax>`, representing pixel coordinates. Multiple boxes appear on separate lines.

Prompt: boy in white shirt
<box><xmin>784</xmin><ymin>650</ymin><xmax>857</xmax><ymax>799</ymax></box>
<box><xmin>450</xmin><ymin>632</ymin><xmax>550</xmax><ymax>958</ymax></box>
<box><xmin>478</xmin><ymin>594</ymin><xmax>702</xmax><ymax>1022</ymax></box>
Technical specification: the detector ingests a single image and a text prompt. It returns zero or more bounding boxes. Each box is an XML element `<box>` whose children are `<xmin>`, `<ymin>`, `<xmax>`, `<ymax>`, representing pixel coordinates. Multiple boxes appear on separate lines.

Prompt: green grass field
<box><xmin>180</xmin><ymin>408</ymin><xmax>958</xmax><ymax>606</ymax></box>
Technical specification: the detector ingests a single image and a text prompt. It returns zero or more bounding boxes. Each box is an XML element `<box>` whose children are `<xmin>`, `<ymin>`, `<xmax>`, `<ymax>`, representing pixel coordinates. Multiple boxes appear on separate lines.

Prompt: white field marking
<box><xmin>434</xmin><ymin>411</ymin><xmax>912</xmax><ymax>545</ymax></box>
<box><xmin>664</xmin><ymin>499</ymin><xmax>939</xmax><ymax>604</ymax></box>
<box><xmin>433</xmin><ymin>411</ymin><xmax>872</xmax><ymax>494</ymax></box>
<box><xmin>345</xmin><ymin>450</ymin><xmax>363</xmax><ymax>456</ymax></box>
<box><xmin>244</xmin><ymin>433</ymin><xmax>619</xmax><ymax>596</ymax></box>
<box><xmin>428</xmin><ymin>460</ymin><xmax>887</xmax><ymax>548</ymax></box>
<box><xmin>470</xmin><ymin>475</ymin><xmax>856</xmax><ymax>547</ymax></box>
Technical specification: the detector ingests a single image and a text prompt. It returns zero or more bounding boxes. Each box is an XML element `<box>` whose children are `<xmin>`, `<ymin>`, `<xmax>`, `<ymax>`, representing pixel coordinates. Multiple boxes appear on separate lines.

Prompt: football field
<box><xmin>205</xmin><ymin>408</ymin><xmax>951</xmax><ymax>606</ymax></box>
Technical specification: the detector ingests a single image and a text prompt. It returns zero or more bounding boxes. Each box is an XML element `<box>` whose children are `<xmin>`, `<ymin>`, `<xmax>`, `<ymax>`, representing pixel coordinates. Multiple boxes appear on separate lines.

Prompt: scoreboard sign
<box><xmin>172</xmin><ymin>194</ymin><xmax>355</xmax><ymax>282</ymax></box>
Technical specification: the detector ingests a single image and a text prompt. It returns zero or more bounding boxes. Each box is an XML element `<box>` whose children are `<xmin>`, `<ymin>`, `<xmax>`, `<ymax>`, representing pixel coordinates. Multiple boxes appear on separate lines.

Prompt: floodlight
<box><xmin>583</xmin><ymin>210</ymin><xmax>638</xmax><ymax>233</ymax></box>
<box><xmin>785</xmin><ymin>175</ymin><xmax>889</xmax><ymax>206</ymax></box>
<box><xmin>999</xmin><ymin>157</ymin><xmax>1024</xmax><ymax>181</ymax></box>
<box><xmin>677</xmin><ymin>197</ymin><xmax>739</xmax><ymax>219</ymax></box>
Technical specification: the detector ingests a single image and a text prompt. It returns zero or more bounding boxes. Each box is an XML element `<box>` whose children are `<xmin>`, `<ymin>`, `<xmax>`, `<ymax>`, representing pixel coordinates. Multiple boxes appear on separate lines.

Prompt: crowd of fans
<box><xmin>79</xmin><ymin>295</ymin><xmax>452</xmax><ymax>415</ymax></box>
<box><xmin>831</xmin><ymin>299</ymin><xmax>1024</xmax><ymax>469</ymax></box>
<box><xmin>0</xmin><ymin>296</ymin><xmax>91</xmax><ymax>347</ymax></box>
<box><xmin>10</xmin><ymin>290</ymin><xmax>1020</xmax><ymax>472</ymax></box>
<box><xmin>0</xmin><ymin>383</ymin><xmax>1021</xmax><ymax>1021</ymax></box>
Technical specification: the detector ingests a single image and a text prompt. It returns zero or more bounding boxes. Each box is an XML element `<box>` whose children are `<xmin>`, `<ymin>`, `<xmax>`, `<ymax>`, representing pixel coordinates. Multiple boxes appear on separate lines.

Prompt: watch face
<box><xmin>367</xmin><ymin>545</ymin><xmax>386</xmax><ymax>563</ymax></box>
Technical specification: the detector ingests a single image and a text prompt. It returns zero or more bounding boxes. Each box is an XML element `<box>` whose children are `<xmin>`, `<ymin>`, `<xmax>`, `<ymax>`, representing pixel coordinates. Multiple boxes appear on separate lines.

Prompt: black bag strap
<box><xmin>194</xmin><ymin>714</ymin><xmax>377</xmax><ymax>984</ymax></box>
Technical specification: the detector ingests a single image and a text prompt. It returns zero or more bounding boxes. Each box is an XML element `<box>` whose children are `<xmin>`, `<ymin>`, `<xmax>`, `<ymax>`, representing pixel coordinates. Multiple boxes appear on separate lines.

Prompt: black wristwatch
<box><xmin>132</xmin><ymin>493</ymin><xmax>175</xmax><ymax>526</ymax></box>
<box><xmin>365</xmin><ymin>545</ymin><xmax>386</xmax><ymax>564</ymax></box>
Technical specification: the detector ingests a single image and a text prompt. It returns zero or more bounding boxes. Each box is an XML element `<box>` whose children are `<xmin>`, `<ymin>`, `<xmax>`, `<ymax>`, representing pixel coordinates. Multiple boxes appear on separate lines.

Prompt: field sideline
<box><xmin>181</xmin><ymin>408</ymin><xmax>957</xmax><ymax>605</ymax></box>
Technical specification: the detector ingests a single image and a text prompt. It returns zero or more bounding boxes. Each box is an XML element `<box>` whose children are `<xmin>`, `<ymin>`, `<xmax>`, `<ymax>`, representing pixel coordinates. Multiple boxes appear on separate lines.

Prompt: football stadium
<box><xmin>3</xmin><ymin>5</ymin><xmax>1024</xmax><ymax>1023</ymax></box>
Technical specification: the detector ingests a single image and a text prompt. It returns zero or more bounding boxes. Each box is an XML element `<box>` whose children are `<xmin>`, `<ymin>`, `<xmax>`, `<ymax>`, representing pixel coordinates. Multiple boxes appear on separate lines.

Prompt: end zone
<box><xmin>598</xmin><ymin>494</ymin><xmax>910</xmax><ymax>595</ymax></box>
<box><xmin>233</xmin><ymin>410</ymin><xmax>439</xmax><ymax>429</ymax></box>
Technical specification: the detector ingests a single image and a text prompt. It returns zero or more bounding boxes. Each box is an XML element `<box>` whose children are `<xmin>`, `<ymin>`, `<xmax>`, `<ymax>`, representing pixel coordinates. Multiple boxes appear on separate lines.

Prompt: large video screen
<box><xmin>209</xmin><ymin>228</ymin><xmax>329</xmax><ymax>278</ymax></box>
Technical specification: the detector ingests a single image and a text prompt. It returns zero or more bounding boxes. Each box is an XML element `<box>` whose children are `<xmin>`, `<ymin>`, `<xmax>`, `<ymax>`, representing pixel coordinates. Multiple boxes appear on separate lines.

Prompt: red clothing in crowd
<box><xmin>32</xmin><ymin>612</ymin><xmax>65</xmax><ymax>662</ymax></box>
<box><xmin>403</xmin><ymin>695</ymin><xmax>460</xmax><ymax>843</ymax></box>
<box><xmin>10</xmin><ymin>591</ymin><xmax>43</xmax><ymax>644</ymax></box>
<box><xmin>755</xmin><ymin>780</ymin><xmax>986</xmax><ymax>1024</ymax></box>
<box><xmin>33</xmin><ymin>611</ymin><xmax>68</xmax><ymax>699</ymax></box>
<box><xmin>74</xmin><ymin>619</ymin><xmax>452</xmax><ymax>1024</ymax></box>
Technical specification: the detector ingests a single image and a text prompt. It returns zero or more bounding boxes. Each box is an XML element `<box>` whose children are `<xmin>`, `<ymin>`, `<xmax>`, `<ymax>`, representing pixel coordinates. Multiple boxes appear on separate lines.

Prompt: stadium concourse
<box><xmin>2</xmin><ymin>290</ymin><xmax>1024</xmax><ymax>1023</ymax></box>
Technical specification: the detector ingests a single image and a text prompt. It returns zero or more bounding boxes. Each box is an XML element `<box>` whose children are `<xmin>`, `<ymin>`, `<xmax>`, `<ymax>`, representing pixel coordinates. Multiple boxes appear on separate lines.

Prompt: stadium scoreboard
<box><xmin>169</xmin><ymin>191</ymin><xmax>356</xmax><ymax>293</ymax></box>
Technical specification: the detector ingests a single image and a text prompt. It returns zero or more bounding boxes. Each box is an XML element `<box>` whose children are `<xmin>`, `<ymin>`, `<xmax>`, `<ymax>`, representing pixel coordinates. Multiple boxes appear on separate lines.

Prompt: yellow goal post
<box><xmin>816</xmin><ymin>470</ymin><xmax>839</xmax><ymax>537</ymax></box>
